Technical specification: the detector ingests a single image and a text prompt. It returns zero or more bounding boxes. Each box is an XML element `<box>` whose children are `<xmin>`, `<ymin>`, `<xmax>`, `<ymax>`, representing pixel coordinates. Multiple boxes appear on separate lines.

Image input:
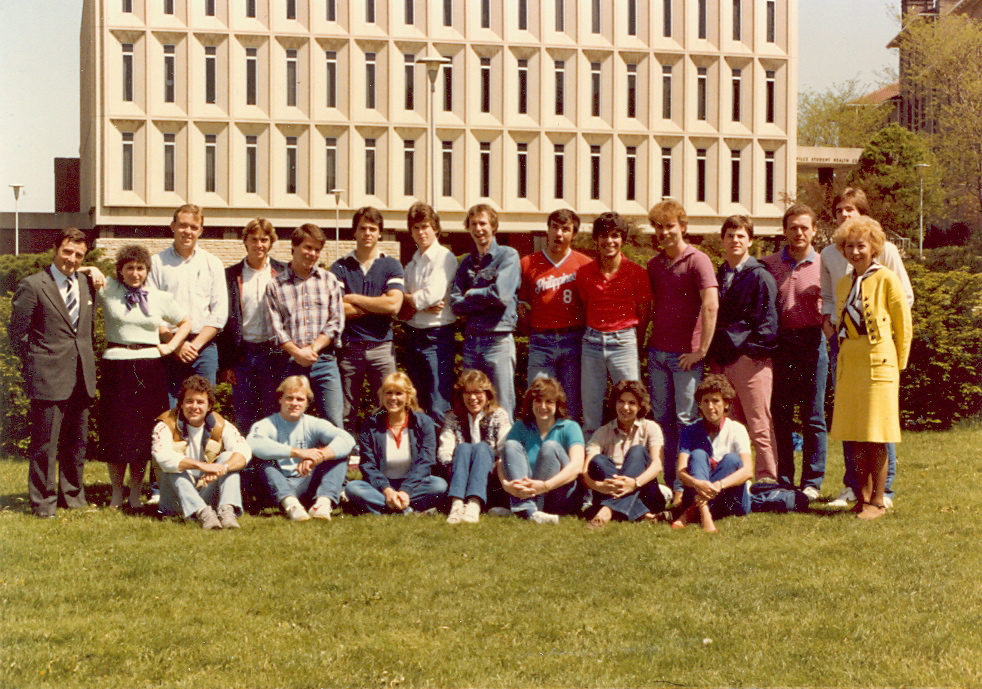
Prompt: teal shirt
<box><xmin>505</xmin><ymin>418</ymin><xmax>584</xmax><ymax>469</ymax></box>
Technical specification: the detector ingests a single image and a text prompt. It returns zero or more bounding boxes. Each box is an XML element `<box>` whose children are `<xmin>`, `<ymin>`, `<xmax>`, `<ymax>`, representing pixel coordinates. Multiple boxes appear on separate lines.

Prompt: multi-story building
<box><xmin>80</xmin><ymin>0</ymin><xmax>797</xmax><ymax>239</ymax></box>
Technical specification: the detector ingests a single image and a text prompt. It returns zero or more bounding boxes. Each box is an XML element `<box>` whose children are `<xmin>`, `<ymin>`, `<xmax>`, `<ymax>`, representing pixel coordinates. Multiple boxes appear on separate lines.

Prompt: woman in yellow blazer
<box><xmin>830</xmin><ymin>216</ymin><xmax>912</xmax><ymax>520</ymax></box>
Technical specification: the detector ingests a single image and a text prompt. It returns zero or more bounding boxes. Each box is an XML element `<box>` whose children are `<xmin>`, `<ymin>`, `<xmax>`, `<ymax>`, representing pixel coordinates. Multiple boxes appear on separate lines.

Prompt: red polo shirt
<box><xmin>575</xmin><ymin>257</ymin><xmax>652</xmax><ymax>332</ymax></box>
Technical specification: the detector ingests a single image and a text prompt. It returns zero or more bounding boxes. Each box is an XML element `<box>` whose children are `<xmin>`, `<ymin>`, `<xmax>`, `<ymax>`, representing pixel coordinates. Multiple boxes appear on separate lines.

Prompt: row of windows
<box><xmin>121</xmin><ymin>45</ymin><xmax>784</xmax><ymax>126</ymax></box>
<box><xmin>119</xmin><ymin>131</ymin><xmax>781</xmax><ymax>206</ymax></box>
<box><xmin>122</xmin><ymin>0</ymin><xmax>780</xmax><ymax>44</ymax></box>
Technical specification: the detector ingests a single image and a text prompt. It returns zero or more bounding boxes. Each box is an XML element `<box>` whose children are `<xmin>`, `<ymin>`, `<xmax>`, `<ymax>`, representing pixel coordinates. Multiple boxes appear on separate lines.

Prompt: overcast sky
<box><xmin>0</xmin><ymin>0</ymin><xmax>901</xmax><ymax>213</ymax></box>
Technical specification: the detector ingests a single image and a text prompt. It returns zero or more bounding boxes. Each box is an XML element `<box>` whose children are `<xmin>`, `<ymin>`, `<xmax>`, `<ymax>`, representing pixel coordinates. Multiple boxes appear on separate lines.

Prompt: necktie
<box><xmin>64</xmin><ymin>275</ymin><xmax>79</xmax><ymax>331</ymax></box>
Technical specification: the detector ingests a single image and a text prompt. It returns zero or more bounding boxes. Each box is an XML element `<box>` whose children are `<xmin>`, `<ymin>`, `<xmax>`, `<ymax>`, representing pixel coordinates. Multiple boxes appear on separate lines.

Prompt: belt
<box><xmin>107</xmin><ymin>342</ymin><xmax>157</xmax><ymax>350</ymax></box>
<box><xmin>533</xmin><ymin>326</ymin><xmax>584</xmax><ymax>336</ymax></box>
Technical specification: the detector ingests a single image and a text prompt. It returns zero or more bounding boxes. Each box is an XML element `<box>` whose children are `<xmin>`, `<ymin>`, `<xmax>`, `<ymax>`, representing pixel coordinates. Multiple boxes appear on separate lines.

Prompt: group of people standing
<box><xmin>10</xmin><ymin>186</ymin><xmax>911</xmax><ymax>529</ymax></box>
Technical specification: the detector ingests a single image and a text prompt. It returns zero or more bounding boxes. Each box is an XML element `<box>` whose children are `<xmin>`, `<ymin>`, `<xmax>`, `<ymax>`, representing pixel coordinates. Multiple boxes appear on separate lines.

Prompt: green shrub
<box><xmin>0</xmin><ymin>295</ymin><xmax>30</xmax><ymax>455</ymax></box>
<box><xmin>920</xmin><ymin>244</ymin><xmax>982</xmax><ymax>274</ymax></box>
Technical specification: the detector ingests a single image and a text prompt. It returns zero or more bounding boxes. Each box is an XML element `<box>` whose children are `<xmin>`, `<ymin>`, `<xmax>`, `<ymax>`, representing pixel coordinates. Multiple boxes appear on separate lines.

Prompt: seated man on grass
<box><xmin>248</xmin><ymin>375</ymin><xmax>356</xmax><ymax>522</ymax></box>
<box><xmin>151</xmin><ymin>375</ymin><xmax>252</xmax><ymax>530</ymax></box>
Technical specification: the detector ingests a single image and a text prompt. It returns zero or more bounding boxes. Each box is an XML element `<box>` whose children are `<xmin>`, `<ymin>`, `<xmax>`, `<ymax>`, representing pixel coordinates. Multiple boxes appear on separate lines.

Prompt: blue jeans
<box><xmin>500</xmin><ymin>439</ymin><xmax>584</xmax><ymax>516</ymax></box>
<box><xmin>283</xmin><ymin>351</ymin><xmax>343</xmax><ymax>429</ymax></box>
<box><xmin>232</xmin><ymin>341</ymin><xmax>287</xmax><ymax>433</ymax></box>
<box><xmin>528</xmin><ymin>329</ymin><xmax>583</xmax><ymax>423</ymax></box>
<box><xmin>647</xmin><ymin>349</ymin><xmax>703</xmax><ymax>493</ymax></box>
<box><xmin>447</xmin><ymin>442</ymin><xmax>496</xmax><ymax>503</ymax></box>
<box><xmin>159</xmin><ymin>451</ymin><xmax>242</xmax><ymax>519</ymax></box>
<box><xmin>165</xmin><ymin>340</ymin><xmax>219</xmax><ymax>407</ymax></box>
<box><xmin>260</xmin><ymin>456</ymin><xmax>349</xmax><ymax>506</ymax></box>
<box><xmin>830</xmin><ymin>337</ymin><xmax>897</xmax><ymax>497</ymax></box>
<box><xmin>463</xmin><ymin>333</ymin><xmax>516</xmax><ymax>420</ymax></box>
<box><xmin>772</xmin><ymin>328</ymin><xmax>827</xmax><ymax>490</ymax></box>
<box><xmin>587</xmin><ymin>445</ymin><xmax>666</xmax><ymax>521</ymax></box>
<box><xmin>681</xmin><ymin>450</ymin><xmax>751</xmax><ymax>519</ymax></box>
<box><xmin>581</xmin><ymin>327</ymin><xmax>640</xmax><ymax>436</ymax></box>
<box><xmin>344</xmin><ymin>476</ymin><xmax>448</xmax><ymax>515</ymax></box>
<box><xmin>404</xmin><ymin>324</ymin><xmax>455</xmax><ymax>425</ymax></box>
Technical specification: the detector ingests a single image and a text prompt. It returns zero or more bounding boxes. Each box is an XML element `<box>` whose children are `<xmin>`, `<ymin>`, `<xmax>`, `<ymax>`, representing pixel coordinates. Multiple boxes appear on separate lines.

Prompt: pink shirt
<box><xmin>646</xmin><ymin>245</ymin><xmax>718</xmax><ymax>353</ymax></box>
<box><xmin>761</xmin><ymin>247</ymin><xmax>823</xmax><ymax>330</ymax></box>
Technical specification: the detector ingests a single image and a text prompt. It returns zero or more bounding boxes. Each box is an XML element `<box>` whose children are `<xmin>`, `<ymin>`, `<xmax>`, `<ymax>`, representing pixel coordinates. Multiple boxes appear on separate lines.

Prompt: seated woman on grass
<box><xmin>438</xmin><ymin>369</ymin><xmax>512</xmax><ymax>524</ymax></box>
<box><xmin>583</xmin><ymin>380</ymin><xmax>669</xmax><ymax>530</ymax></box>
<box><xmin>672</xmin><ymin>374</ymin><xmax>753</xmax><ymax>533</ymax></box>
<box><xmin>498</xmin><ymin>377</ymin><xmax>585</xmax><ymax>524</ymax></box>
<box><xmin>345</xmin><ymin>372</ymin><xmax>448</xmax><ymax>515</ymax></box>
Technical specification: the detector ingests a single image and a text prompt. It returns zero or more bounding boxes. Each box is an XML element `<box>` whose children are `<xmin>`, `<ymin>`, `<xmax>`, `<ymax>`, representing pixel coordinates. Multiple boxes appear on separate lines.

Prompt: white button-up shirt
<box><xmin>149</xmin><ymin>245</ymin><xmax>228</xmax><ymax>334</ymax></box>
<box><xmin>403</xmin><ymin>242</ymin><xmax>457</xmax><ymax>329</ymax></box>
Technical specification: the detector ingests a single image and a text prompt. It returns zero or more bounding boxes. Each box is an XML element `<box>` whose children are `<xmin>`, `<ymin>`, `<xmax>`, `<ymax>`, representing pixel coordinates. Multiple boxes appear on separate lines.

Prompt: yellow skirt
<box><xmin>830</xmin><ymin>336</ymin><xmax>902</xmax><ymax>444</ymax></box>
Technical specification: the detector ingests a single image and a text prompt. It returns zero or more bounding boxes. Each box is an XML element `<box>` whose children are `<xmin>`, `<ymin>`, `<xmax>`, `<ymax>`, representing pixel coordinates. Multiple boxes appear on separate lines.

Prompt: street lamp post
<box><xmin>415</xmin><ymin>56</ymin><xmax>451</xmax><ymax>208</ymax></box>
<box><xmin>330</xmin><ymin>188</ymin><xmax>344</xmax><ymax>263</ymax></box>
<box><xmin>10</xmin><ymin>184</ymin><xmax>24</xmax><ymax>256</ymax></box>
<box><xmin>915</xmin><ymin>163</ymin><xmax>929</xmax><ymax>258</ymax></box>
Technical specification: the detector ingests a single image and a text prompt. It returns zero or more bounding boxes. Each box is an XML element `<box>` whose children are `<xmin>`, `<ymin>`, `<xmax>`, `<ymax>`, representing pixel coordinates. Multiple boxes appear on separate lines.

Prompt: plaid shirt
<box><xmin>266</xmin><ymin>264</ymin><xmax>345</xmax><ymax>350</ymax></box>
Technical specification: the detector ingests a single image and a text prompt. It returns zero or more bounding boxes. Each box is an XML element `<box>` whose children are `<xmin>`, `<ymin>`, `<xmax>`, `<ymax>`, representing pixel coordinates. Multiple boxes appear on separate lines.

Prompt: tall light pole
<box><xmin>915</xmin><ymin>163</ymin><xmax>929</xmax><ymax>258</ymax></box>
<box><xmin>10</xmin><ymin>184</ymin><xmax>24</xmax><ymax>255</ymax></box>
<box><xmin>415</xmin><ymin>55</ymin><xmax>451</xmax><ymax>208</ymax></box>
<box><xmin>330</xmin><ymin>188</ymin><xmax>344</xmax><ymax>263</ymax></box>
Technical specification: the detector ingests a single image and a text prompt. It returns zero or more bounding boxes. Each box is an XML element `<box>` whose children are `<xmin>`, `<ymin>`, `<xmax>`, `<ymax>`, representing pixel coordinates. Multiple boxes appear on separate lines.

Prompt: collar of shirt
<box><xmin>781</xmin><ymin>245</ymin><xmax>817</xmax><ymax>267</ymax></box>
<box><xmin>414</xmin><ymin>241</ymin><xmax>446</xmax><ymax>265</ymax></box>
<box><xmin>49</xmin><ymin>264</ymin><xmax>75</xmax><ymax>286</ymax></box>
<box><xmin>166</xmin><ymin>244</ymin><xmax>198</xmax><ymax>263</ymax></box>
<box><xmin>343</xmin><ymin>250</ymin><xmax>389</xmax><ymax>275</ymax></box>
<box><xmin>612</xmin><ymin>419</ymin><xmax>643</xmax><ymax>440</ymax></box>
<box><xmin>286</xmin><ymin>264</ymin><xmax>326</xmax><ymax>283</ymax></box>
<box><xmin>470</xmin><ymin>239</ymin><xmax>500</xmax><ymax>264</ymax></box>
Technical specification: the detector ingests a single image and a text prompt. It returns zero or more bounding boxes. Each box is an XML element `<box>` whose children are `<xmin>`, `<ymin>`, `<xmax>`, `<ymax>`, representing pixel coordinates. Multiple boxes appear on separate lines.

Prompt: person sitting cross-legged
<box><xmin>672</xmin><ymin>374</ymin><xmax>753</xmax><ymax>534</ymax></box>
<box><xmin>345</xmin><ymin>372</ymin><xmax>448</xmax><ymax>515</ymax></box>
<box><xmin>248</xmin><ymin>375</ymin><xmax>355</xmax><ymax>522</ymax></box>
<box><xmin>583</xmin><ymin>380</ymin><xmax>668</xmax><ymax>530</ymax></box>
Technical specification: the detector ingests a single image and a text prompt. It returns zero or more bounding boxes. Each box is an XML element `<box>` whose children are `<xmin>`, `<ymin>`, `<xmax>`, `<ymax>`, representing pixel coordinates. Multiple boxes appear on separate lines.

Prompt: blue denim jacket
<box><xmin>357</xmin><ymin>410</ymin><xmax>436</xmax><ymax>495</ymax></box>
<box><xmin>450</xmin><ymin>239</ymin><xmax>520</xmax><ymax>335</ymax></box>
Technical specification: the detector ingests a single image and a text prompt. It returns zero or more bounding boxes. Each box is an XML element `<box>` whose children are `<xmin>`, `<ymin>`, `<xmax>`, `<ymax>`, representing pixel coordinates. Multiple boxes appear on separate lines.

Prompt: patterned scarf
<box><xmin>838</xmin><ymin>262</ymin><xmax>881</xmax><ymax>343</ymax></box>
<box><xmin>124</xmin><ymin>285</ymin><xmax>151</xmax><ymax>316</ymax></box>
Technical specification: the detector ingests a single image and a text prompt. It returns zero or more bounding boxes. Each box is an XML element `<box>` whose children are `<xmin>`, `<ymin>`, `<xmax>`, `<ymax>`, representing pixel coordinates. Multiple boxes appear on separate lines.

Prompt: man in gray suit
<box><xmin>10</xmin><ymin>228</ymin><xmax>97</xmax><ymax>517</ymax></box>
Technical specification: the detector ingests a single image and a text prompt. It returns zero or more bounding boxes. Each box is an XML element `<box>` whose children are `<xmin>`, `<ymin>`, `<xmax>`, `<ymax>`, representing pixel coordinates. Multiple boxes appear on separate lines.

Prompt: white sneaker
<box><xmin>447</xmin><ymin>499</ymin><xmax>465</xmax><ymax>524</ymax></box>
<box><xmin>802</xmin><ymin>486</ymin><xmax>822</xmax><ymax>501</ymax></box>
<box><xmin>462</xmin><ymin>499</ymin><xmax>480</xmax><ymax>523</ymax></box>
<box><xmin>486</xmin><ymin>506</ymin><xmax>513</xmax><ymax>517</ymax></box>
<box><xmin>530</xmin><ymin>510</ymin><xmax>559</xmax><ymax>525</ymax></box>
<box><xmin>883</xmin><ymin>495</ymin><xmax>894</xmax><ymax>509</ymax></box>
<box><xmin>282</xmin><ymin>497</ymin><xmax>310</xmax><ymax>522</ymax></box>
<box><xmin>828</xmin><ymin>487</ymin><xmax>856</xmax><ymax>508</ymax></box>
<box><xmin>658</xmin><ymin>484</ymin><xmax>674</xmax><ymax>502</ymax></box>
<box><xmin>310</xmin><ymin>498</ymin><xmax>332</xmax><ymax>520</ymax></box>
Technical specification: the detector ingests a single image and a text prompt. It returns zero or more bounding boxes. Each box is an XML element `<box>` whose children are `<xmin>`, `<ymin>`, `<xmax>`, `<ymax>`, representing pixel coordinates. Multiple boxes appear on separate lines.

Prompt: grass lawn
<box><xmin>2</xmin><ymin>424</ymin><xmax>980</xmax><ymax>689</ymax></box>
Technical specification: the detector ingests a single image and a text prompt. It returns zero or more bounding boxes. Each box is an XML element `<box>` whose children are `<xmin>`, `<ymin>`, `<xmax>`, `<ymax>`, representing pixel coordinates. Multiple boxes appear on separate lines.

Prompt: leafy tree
<box><xmin>797</xmin><ymin>78</ymin><xmax>894</xmax><ymax>148</ymax></box>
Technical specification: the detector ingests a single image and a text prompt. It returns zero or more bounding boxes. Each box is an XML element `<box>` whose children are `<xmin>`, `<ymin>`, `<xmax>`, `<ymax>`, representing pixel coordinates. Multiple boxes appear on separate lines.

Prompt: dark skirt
<box><xmin>98</xmin><ymin>357</ymin><xmax>169</xmax><ymax>468</ymax></box>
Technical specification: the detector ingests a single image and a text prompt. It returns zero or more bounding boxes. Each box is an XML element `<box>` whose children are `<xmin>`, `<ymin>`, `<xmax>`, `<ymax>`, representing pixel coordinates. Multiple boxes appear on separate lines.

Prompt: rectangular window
<box><xmin>405</xmin><ymin>54</ymin><xmax>415</xmax><ymax>110</ymax></box>
<box><xmin>661</xmin><ymin>146</ymin><xmax>671</xmax><ymax>198</ymax></box>
<box><xmin>326</xmin><ymin>137</ymin><xmax>338</xmax><ymax>194</ymax></box>
<box><xmin>662</xmin><ymin>0</ymin><xmax>671</xmax><ymax>37</ymax></box>
<box><xmin>286</xmin><ymin>136</ymin><xmax>298</xmax><ymax>194</ymax></box>
<box><xmin>365</xmin><ymin>52</ymin><xmax>376</xmax><ymax>109</ymax></box>
<box><xmin>164</xmin><ymin>44</ymin><xmax>175</xmax><ymax>103</ymax></box>
<box><xmin>480</xmin><ymin>57</ymin><xmax>491</xmax><ymax>113</ymax></box>
<box><xmin>626</xmin><ymin>64</ymin><xmax>637</xmax><ymax>118</ymax></box>
<box><xmin>697</xmin><ymin>66</ymin><xmax>708</xmax><ymax>121</ymax></box>
<box><xmin>766</xmin><ymin>70</ymin><xmax>776</xmax><ymax>123</ymax></box>
<box><xmin>246</xmin><ymin>135</ymin><xmax>257</xmax><ymax>193</ymax></box>
<box><xmin>366</xmin><ymin>0</ymin><xmax>376</xmax><ymax>22</ymax></box>
<box><xmin>662</xmin><ymin>64</ymin><xmax>672</xmax><ymax>119</ymax></box>
<box><xmin>365</xmin><ymin>138</ymin><xmax>376</xmax><ymax>196</ymax></box>
<box><xmin>326</xmin><ymin>51</ymin><xmax>337</xmax><ymax>108</ymax></box>
<box><xmin>205</xmin><ymin>0</ymin><xmax>215</xmax><ymax>16</ymax></box>
<box><xmin>286</xmin><ymin>49</ymin><xmax>298</xmax><ymax>107</ymax></box>
<box><xmin>590</xmin><ymin>145</ymin><xmax>601</xmax><ymax>200</ymax></box>
<box><xmin>731</xmin><ymin>149</ymin><xmax>741</xmax><ymax>203</ymax></box>
<box><xmin>554</xmin><ymin>143</ymin><xmax>564</xmax><ymax>198</ymax></box>
<box><xmin>555</xmin><ymin>0</ymin><xmax>564</xmax><ymax>31</ymax></box>
<box><xmin>591</xmin><ymin>62</ymin><xmax>601</xmax><ymax>117</ymax></box>
<box><xmin>246</xmin><ymin>48</ymin><xmax>257</xmax><ymax>105</ymax></box>
<box><xmin>205</xmin><ymin>134</ymin><xmax>216</xmax><ymax>193</ymax></box>
<box><xmin>517</xmin><ymin>143</ymin><xmax>528</xmax><ymax>199</ymax></box>
<box><xmin>733</xmin><ymin>0</ymin><xmax>741</xmax><ymax>41</ymax></box>
<box><xmin>403</xmin><ymin>140</ymin><xmax>414</xmax><ymax>196</ymax></box>
<box><xmin>163</xmin><ymin>133</ymin><xmax>176</xmax><ymax>192</ymax></box>
<box><xmin>122</xmin><ymin>132</ymin><xmax>134</xmax><ymax>191</ymax></box>
<box><xmin>164</xmin><ymin>0</ymin><xmax>174</xmax><ymax>14</ymax></box>
<box><xmin>442</xmin><ymin>0</ymin><xmax>451</xmax><ymax>26</ymax></box>
<box><xmin>554</xmin><ymin>60</ymin><xmax>565</xmax><ymax>115</ymax></box>
<box><xmin>627</xmin><ymin>0</ymin><xmax>637</xmax><ymax>35</ymax></box>
<box><xmin>122</xmin><ymin>44</ymin><xmax>133</xmax><ymax>102</ymax></box>
<box><xmin>591</xmin><ymin>0</ymin><xmax>601</xmax><ymax>33</ymax></box>
<box><xmin>732</xmin><ymin>68</ymin><xmax>741</xmax><ymax>122</ymax></box>
<box><xmin>442</xmin><ymin>141</ymin><xmax>453</xmax><ymax>197</ymax></box>
<box><xmin>481</xmin><ymin>0</ymin><xmax>490</xmax><ymax>28</ymax></box>
<box><xmin>698</xmin><ymin>0</ymin><xmax>707</xmax><ymax>39</ymax></box>
<box><xmin>443</xmin><ymin>59</ymin><xmax>453</xmax><ymax>112</ymax></box>
<box><xmin>123</xmin><ymin>0</ymin><xmax>132</xmax><ymax>12</ymax></box>
<box><xmin>518</xmin><ymin>59</ymin><xmax>528</xmax><ymax>114</ymax></box>
<box><xmin>287</xmin><ymin>0</ymin><xmax>296</xmax><ymax>20</ymax></box>
<box><xmin>205</xmin><ymin>46</ymin><xmax>217</xmax><ymax>104</ymax></box>
<box><xmin>327</xmin><ymin>0</ymin><xmax>336</xmax><ymax>21</ymax></box>
<box><xmin>480</xmin><ymin>142</ymin><xmax>491</xmax><ymax>197</ymax></box>
<box><xmin>247</xmin><ymin>0</ymin><xmax>256</xmax><ymax>18</ymax></box>
<box><xmin>764</xmin><ymin>151</ymin><xmax>775</xmax><ymax>203</ymax></box>
<box><xmin>405</xmin><ymin>0</ymin><xmax>413</xmax><ymax>24</ymax></box>
<box><xmin>518</xmin><ymin>0</ymin><xmax>527</xmax><ymax>30</ymax></box>
<box><xmin>626</xmin><ymin>146</ymin><xmax>637</xmax><ymax>201</ymax></box>
<box><xmin>766</xmin><ymin>0</ymin><xmax>776</xmax><ymax>42</ymax></box>
<box><xmin>696</xmin><ymin>148</ymin><xmax>707</xmax><ymax>203</ymax></box>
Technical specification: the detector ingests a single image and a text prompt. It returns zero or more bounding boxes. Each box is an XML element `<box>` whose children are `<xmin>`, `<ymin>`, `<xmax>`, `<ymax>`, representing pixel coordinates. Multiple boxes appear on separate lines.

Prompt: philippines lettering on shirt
<box><xmin>534</xmin><ymin>272</ymin><xmax>576</xmax><ymax>294</ymax></box>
